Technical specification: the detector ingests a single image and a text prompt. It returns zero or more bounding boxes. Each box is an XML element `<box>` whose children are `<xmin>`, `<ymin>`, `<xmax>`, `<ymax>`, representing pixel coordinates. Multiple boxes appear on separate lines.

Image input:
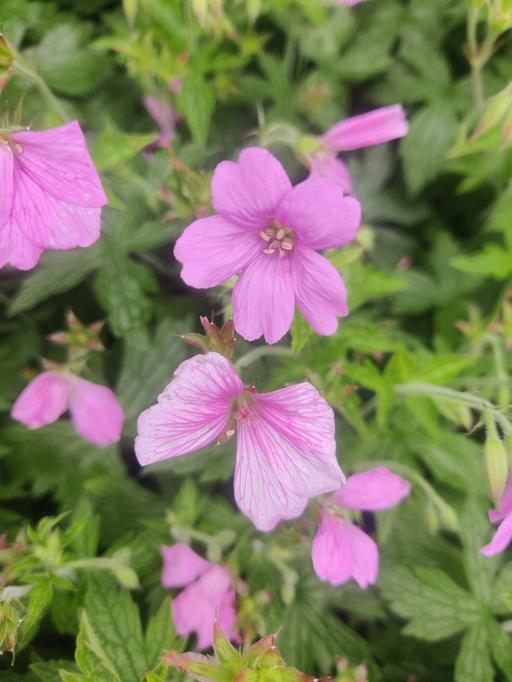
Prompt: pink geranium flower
<box><xmin>135</xmin><ymin>352</ymin><xmax>343</xmax><ymax>531</ymax></box>
<box><xmin>143</xmin><ymin>95</ymin><xmax>178</xmax><ymax>150</ymax></box>
<box><xmin>11</xmin><ymin>371</ymin><xmax>124</xmax><ymax>447</ymax></box>
<box><xmin>0</xmin><ymin>121</ymin><xmax>107</xmax><ymax>271</ymax></box>
<box><xmin>309</xmin><ymin>105</ymin><xmax>409</xmax><ymax>192</ymax></box>
<box><xmin>174</xmin><ymin>147</ymin><xmax>361</xmax><ymax>344</ymax></box>
<box><xmin>481</xmin><ymin>478</ymin><xmax>512</xmax><ymax>556</ymax></box>
<box><xmin>161</xmin><ymin>543</ymin><xmax>238</xmax><ymax>650</ymax></box>
<box><xmin>312</xmin><ymin>467</ymin><xmax>410</xmax><ymax>588</ymax></box>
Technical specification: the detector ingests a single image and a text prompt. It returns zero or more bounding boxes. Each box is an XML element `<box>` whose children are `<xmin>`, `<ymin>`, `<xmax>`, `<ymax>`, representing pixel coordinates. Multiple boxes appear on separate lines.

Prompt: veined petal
<box><xmin>234</xmin><ymin>383</ymin><xmax>342</xmax><ymax>531</ymax></box>
<box><xmin>481</xmin><ymin>514</ymin><xmax>512</xmax><ymax>556</ymax></box>
<box><xmin>292</xmin><ymin>247</ymin><xmax>348</xmax><ymax>336</ymax></box>
<box><xmin>312</xmin><ymin>512</ymin><xmax>379</xmax><ymax>588</ymax></box>
<box><xmin>0</xmin><ymin>216</ymin><xmax>43</xmax><ymax>270</ymax></box>
<box><xmin>13</xmin><ymin>121</ymin><xmax>107</xmax><ymax>207</ymax></box>
<box><xmin>308</xmin><ymin>154</ymin><xmax>353</xmax><ymax>194</ymax></box>
<box><xmin>322</xmin><ymin>105</ymin><xmax>409</xmax><ymax>152</ymax></box>
<box><xmin>11</xmin><ymin>371</ymin><xmax>69</xmax><ymax>429</ymax></box>
<box><xmin>174</xmin><ymin>215</ymin><xmax>262</xmax><ymax>289</ymax></box>
<box><xmin>0</xmin><ymin>144</ymin><xmax>14</xmax><ymax>228</ymax></box>
<box><xmin>13</xmin><ymin>165</ymin><xmax>102</xmax><ymax>250</ymax></box>
<box><xmin>275</xmin><ymin>177</ymin><xmax>361</xmax><ymax>250</ymax></box>
<box><xmin>212</xmin><ymin>147</ymin><xmax>291</xmax><ymax>230</ymax></box>
<box><xmin>172</xmin><ymin>566</ymin><xmax>237</xmax><ymax>650</ymax></box>
<box><xmin>161</xmin><ymin>544</ymin><xmax>212</xmax><ymax>588</ymax></box>
<box><xmin>232</xmin><ymin>254</ymin><xmax>295</xmax><ymax>344</ymax></box>
<box><xmin>68</xmin><ymin>377</ymin><xmax>124</xmax><ymax>447</ymax></box>
<box><xmin>135</xmin><ymin>352</ymin><xmax>243</xmax><ymax>466</ymax></box>
<box><xmin>332</xmin><ymin>467</ymin><xmax>411</xmax><ymax>511</ymax></box>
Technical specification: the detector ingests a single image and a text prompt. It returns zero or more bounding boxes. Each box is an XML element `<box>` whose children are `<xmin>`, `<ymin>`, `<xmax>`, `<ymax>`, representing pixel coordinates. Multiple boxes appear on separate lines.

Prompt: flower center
<box><xmin>217</xmin><ymin>389</ymin><xmax>257</xmax><ymax>443</ymax></box>
<box><xmin>260</xmin><ymin>220</ymin><xmax>294</xmax><ymax>257</ymax></box>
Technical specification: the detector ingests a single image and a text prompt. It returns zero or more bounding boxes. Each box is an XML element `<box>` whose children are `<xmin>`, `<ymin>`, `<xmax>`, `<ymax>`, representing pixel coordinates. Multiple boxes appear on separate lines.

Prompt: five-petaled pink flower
<box><xmin>11</xmin><ymin>371</ymin><xmax>124</xmax><ymax>447</ymax></box>
<box><xmin>312</xmin><ymin>467</ymin><xmax>410</xmax><ymax>588</ymax></box>
<box><xmin>174</xmin><ymin>147</ymin><xmax>361</xmax><ymax>344</ymax></box>
<box><xmin>161</xmin><ymin>543</ymin><xmax>238</xmax><ymax>650</ymax></box>
<box><xmin>481</xmin><ymin>477</ymin><xmax>512</xmax><ymax>556</ymax></box>
<box><xmin>0</xmin><ymin>121</ymin><xmax>107</xmax><ymax>271</ymax></box>
<box><xmin>309</xmin><ymin>105</ymin><xmax>409</xmax><ymax>193</ymax></box>
<box><xmin>135</xmin><ymin>352</ymin><xmax>343</xmax><ymax>531</ymax></box>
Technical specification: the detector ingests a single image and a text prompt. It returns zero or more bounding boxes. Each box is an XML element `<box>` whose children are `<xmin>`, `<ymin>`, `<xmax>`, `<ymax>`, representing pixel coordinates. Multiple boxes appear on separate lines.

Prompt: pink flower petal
<box><xmin>308</xmin><ymin>154</ymin><xmax>353</xmax><ymax>194</ymax></box>
<box><xmin>68</xmin><ymin>377</ymin><xmax>124</xmax><ymax>447</ymax></box>
<box><xmin>0</xmin><ymin>144</ymin><xmax>14</xmax><ymax>228</ymax></box>
<box><xmin>275</xmin><ymin>177</ymin><xmax>361</xmax><ymax>250</ymax></box>
<box><xmin>212</xmin><ymin>147</ymin><xmax>291</xmax><ymax>230</ymax></box>
<box><xmin>11</xmin><ymin>371</ymin><xmax>69</xmax><ymax>429</ymax></box>
<box><xmin>144</xmin><ymin>95</ymin><xmax>176</xmax><ymax>148</ymax></box>
<box><xmin>322</xmin><ymin>105</ymin><xmax>409</xmax><ymax>152</ymax></box>
<box><xmin>292</xmin><ymin>246</ymin><xmax>348</xmax><ymax>336</ymax></box>
<box><xmin>172</xmin><ymin>566</ymin><xmax>237</xmax><ymax>650</ymax></box>
<box><xmin>332</xmin><ymin>467</ymin><xmax>411</xmax><ymax>511</ymax></box>
<box><xmin>174</xmin><ymin>215</ymin><xmax>262</xmax><ymax>289</ymax></box>
<box><xmin>13</xmin><ymin>167</ymin><xmax>103</xmax><ymax>250</ymax></box>
<box><xmin>232</xmin><ymin>254</ymin><xmax>295</xmax><ymax>344</ymax></box>
<box><xmin>161</xmin><ymin>544</ymin><xmax>212</xmax><ymax>588</ymax></box>
<box><xmin>0</xmin><ymin>215</ymin><xmax>43</xmax><ymax>270</ymax></box>
<box><xmin>13</xmin><ymin>122</ymin><xmax>107</xmax><ymax>207</ymax></box>
<box><xmin>491</xmin><ymin>477</ymin><xmax>512</xmax><ymax>522</ymax></box>
<box><xmin>135</xmin><ymin>353</ymin><xmax>243</xmax><ymax>466</ymax></box>
<box><xmin>234</xmin><ymin>383</ymin><xmax>343</xmax><ymax>531</ymax></box>
<box><xmin>311</xmin><ymin>512</ymin><xmax>379</xmax><ymax>588</ymax></box>
<box><xmin>481</xmin><ymin>514</ymin><xmax>512</xmax><ymax>556</ymax></box>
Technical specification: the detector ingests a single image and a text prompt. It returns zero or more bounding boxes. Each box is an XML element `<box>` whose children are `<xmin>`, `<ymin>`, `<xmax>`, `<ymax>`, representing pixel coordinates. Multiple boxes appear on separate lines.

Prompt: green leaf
<box><xmin>94</xmin><ymin>256</ymin><xmax>157</xmax><ymax>345</ymax></box>
<box><xmin>401</xmin><ymin>102</ymin><xmax>457</xmax><ymax>194</ymax></box>
<box><xmin>380</xmin><ymin>566</ymin><xmax>482</xmax><ymax>641</ymax></box>
<box><xmin>176</xmin><ymin>73</ymin><xmax>215</xmax><ymax>146</ymax></box>
<box><xmin>83</xmin><ymin>575</ymin><xmax>147</xmax><ymax>682</ymax></box>
<box><xmin>19</xmin><ymin>578</ymin><xmax>54</xmax><ymax>648</ymax></box>
<box><xmin>290</xmin><ymin>314</ymin><xmax>313</xmax><ymax>354</ymax></box>
<box><xmin>488</xmin><ymin>619</ymin><xmax>512</xmax><ymax>681</ymax></box>
<box><xmin>8</xmin><ymin>246</ymin><xmax>103</xmax><ymax>315</ymax></box>
<box><xmin>144</xmin><ymin>598</ymin><xmax>176</xmax><ymax>669</ymax></box>
<box><xmin>24</xmin><ymin>23</ymin><xmax>108</xmax><ymax>96</ymax></box>
<box><xmin>92</xmin><ymin>125</ymin><xmax>156</xmax><ymax>173</ymax></box>
<box><xmin>451</xmin><ymin>243</ymin><xmax>512</xmax><ymax>279</ymax></box>
<box><xmin>454</xmin><ymin>622</ymin><xmax>494</xmax><ymax>682</ymax></box>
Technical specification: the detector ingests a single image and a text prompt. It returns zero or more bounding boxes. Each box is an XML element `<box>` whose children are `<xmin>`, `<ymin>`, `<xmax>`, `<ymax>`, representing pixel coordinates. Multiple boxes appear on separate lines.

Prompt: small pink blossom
<box><xmin>322</xmin><ymin>105</ymin><xmax>409</xmax><ymax>152</ymax></box>
<box><xmin>143</xmin><ymin>95</ymin><xmax>178</xmax><ymax>150</ymax></box>
<box><xmin>308</xmin><ymin>105</ymin><xmax>409</xmax><ymax>192</ymax></box>
<box><xmin>481</xmin><ymin>478</ymin><xmax>512</xmax><ymax>556</ymax></box>
<box><xmin>161</xmin><ymin>543</ymin><xmax>238</xmax><ymax>650</ymax></box>
<box><xmin>135</xmin><ymin>352</ymin><xmax>343</xmax><ymax>531</ymax></box>
<box><xmin>0</xmin><ymin>121</ymin><xmax>107</xmax><ymax>271</ymax></box>
<box><xmin>312</xmin><ymin>467</ymin><xmax>410</xmax><ymax>588</ymax></box>
<box><xmin>11</xmin><ymin>371</ymin><xmax>124</xmax><ymax>447</ymax></box>
<box><xmin>174</xmin><ymin>147</ymin><xmax>361</xmax><ymax>344</ymax></box>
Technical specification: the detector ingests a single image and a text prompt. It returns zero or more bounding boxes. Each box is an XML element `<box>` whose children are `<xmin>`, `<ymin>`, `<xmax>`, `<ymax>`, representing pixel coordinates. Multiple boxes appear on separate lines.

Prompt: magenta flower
<box><xmin>308</xmin><ymin>154</ymin><xmax>353</xmax><ymax>195</ymax></box>
<box><xmin>161</xmin><ymin>543</ymin><xmax>238</xmax><ymax>650</ymax></box>
<box><xmin>174</xmin><ymin>147</ymin><xmax>361</xmax><ymax>344</ymax></box>
<box><xmin>0</xmin><ymin>121</ymin><xmax>107</xmax><ymax>271</ymax></box>
<box><xmin>11</xmin><ymin>371</ymin><xmax>124</xmax><ymax>447</ymax></box>
<box><xmin>481</xmin><ymin>478</ymin><xmax>512</xmax><ymax>556</ymax></box>
<box><xmin>311</xmin><ymin>467</ymin><xmax>410</xmax><ymax>588</ymax></box>
<box><xmin>143</xmin><ymin>95</ymin><xmax>178</xmax><ymax>150</ymax></box>
<box><xmin>135</xmin><ymin>352</ymin><xmax>343</xmax><ymax>531</ymax></box>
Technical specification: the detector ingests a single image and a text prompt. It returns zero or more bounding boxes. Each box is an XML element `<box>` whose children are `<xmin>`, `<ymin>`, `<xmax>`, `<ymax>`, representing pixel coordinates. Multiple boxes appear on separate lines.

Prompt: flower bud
<box><xmin>485</xmin><ymin>434</ymin><xmax>509</xmax><ymax>505</ymax></box>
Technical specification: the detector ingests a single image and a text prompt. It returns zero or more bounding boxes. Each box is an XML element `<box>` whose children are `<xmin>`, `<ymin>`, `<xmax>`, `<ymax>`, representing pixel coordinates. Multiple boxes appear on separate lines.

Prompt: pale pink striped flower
<box><xmin>161</xmin><ymin>543</ymin><xmax>238</xmax><ymax>650</ymax></box>
<box><xmin>135</xmin><ymin>352</ymin><xmax>343</xmax><ymax>531</ymax></box>
<box><xmin>0</xmin><ymin>121</ymin><xmax>107</xmax><ymax>270</ymax></box>
<box><xmin>174</xmin><ymin>147</ymin><xmax>361</xmax><ymax>344</ymax></box>
<box><xmin>11</xmin><ymin>371</ymin><xmax>123</xmax><ymax>447</ymax></box>
<box><xmin>312</xmin><ymin>467</ymin><xmax>410</xmax><ymax>588</ymax></box>
<box><xmin>143</xmin><ymin>95</ymin><xmax>178</xmax><ymax>150</ymax></box>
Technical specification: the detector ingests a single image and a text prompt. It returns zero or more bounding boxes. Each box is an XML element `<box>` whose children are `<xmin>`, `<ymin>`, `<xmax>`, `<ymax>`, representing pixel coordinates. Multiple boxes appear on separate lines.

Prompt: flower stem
<box><xmin>235</xmin><ymin>345</ymin><xmax>294</xmax><ymax>371</ymax></box>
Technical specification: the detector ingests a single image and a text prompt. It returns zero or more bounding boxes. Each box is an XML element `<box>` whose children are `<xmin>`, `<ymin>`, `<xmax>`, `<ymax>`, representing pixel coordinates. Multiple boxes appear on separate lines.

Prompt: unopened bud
<box><xmin>485</xmin><ymin>435</ymin><xmax>509</xmax><ymax>505</ymax></box>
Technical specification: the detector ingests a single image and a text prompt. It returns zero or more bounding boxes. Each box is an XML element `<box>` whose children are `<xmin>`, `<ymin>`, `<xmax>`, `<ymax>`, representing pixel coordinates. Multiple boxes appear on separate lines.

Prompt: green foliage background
<box><xmin>2</xmin><ymin>0</ymin><xmax>512</xmax><ymax>680</ymax></box>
